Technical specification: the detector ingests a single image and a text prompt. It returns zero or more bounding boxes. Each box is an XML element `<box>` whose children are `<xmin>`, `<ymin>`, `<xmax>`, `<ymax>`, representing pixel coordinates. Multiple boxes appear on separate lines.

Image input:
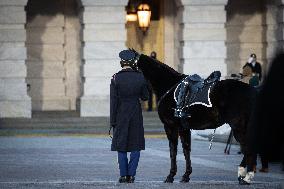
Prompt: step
<box><xmin>0</xmin><ymin>111</ymin><xmax>164</xmax><ymax>130</ymax></box>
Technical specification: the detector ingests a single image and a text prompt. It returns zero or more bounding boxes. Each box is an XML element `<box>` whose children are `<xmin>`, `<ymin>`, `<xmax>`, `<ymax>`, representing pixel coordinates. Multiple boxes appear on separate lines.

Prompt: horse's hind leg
<box><xmin>236</xmin><ymin>142</ymin><xmax>255</xmax><ymax>185</ymax></box>
<box><xmin>238</xmin><ymin>153</ymin><xmax>247</xmax><ymax>181</ymax></box>
<box><xmin>164</xmin><ymin>125</ymin><xmax>178</xmax><ymax>183</ymax></box>
<box><xmin>239</xmin><ymin>152</ymin><xmax>255</xmax><ymax>185</ymax></box>
<box><xmin>179</xmin><ymin>129</ymin><xmax>192</xmax><ymax>182</ymax></box>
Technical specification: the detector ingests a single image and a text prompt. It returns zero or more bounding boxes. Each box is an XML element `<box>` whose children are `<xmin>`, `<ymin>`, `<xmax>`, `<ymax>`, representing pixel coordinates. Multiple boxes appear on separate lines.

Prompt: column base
<box><xmin>80</xmin><ymin>95</ymin><xmax>109</xmax><ymax>117</ymax></box>
<box><xmin>0</xmin><ymin>99</ymin><xmax>31</xmax><ymax>118</ymax></box>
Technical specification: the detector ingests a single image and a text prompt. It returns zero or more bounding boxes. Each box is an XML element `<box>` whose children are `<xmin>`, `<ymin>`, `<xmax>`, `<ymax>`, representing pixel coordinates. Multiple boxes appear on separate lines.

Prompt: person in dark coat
<box><xmin>243</xmin><ymin>53</ymin><xmax>262</xmax><ymax>83</ymax></box>
<box><xmin>110</xmin><ymin>49</ymin><xmax>149</xmax><ymax>183</ymax></box>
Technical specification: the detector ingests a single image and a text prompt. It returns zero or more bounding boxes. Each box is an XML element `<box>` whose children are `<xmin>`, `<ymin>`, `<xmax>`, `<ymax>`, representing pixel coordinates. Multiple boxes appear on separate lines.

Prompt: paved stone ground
<box><xmin>0</xmin><ymin>136</ymin><xmax>283</xmax><ymax>189</ymax></box>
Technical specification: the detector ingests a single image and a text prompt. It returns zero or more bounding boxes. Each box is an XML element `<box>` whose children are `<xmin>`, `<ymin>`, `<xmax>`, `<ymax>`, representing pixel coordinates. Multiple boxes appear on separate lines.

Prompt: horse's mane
<box><xmin>138</xmin><ymin>54</ymin><xmax>185</xmax><ymax>99</ymax></box>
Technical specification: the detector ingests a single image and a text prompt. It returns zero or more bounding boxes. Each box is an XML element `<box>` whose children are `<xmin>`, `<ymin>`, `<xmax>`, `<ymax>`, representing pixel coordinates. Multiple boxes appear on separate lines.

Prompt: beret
<box><xmin>119</xmin><ymin>50</ymin><xmax>136</xmax><ymax>61</ymax></box>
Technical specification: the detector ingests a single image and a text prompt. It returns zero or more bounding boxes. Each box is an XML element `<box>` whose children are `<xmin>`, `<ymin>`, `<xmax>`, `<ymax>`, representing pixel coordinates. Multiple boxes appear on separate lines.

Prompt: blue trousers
<box><xmin>118</xmin><ymin>151</ymin><xmax>140</xmax><ymax>177</ymax></box>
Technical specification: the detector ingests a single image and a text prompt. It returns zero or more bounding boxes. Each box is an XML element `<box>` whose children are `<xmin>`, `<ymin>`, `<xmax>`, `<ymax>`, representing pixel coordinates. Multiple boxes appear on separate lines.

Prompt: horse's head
<box><xmin>129</xmin><ymin>49</ymin><xmax>185</xmax><ymax>99</ymax></box>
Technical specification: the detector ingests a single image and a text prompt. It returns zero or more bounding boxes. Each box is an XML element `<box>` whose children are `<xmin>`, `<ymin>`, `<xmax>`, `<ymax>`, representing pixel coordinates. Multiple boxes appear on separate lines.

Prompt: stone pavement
<box><xmin>0</xmin><ymin>136</ymin><xmax>283</xmax><ymax>189</ymax></box>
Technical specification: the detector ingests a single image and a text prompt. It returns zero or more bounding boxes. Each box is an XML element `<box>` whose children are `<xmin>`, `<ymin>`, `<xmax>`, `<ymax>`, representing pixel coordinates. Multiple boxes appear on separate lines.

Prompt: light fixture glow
<box><xmin>137</xmin><ymin>3</ymin><xmax>151</xmax><ymax>33</ymax></box>
<box><xmin>126</xmin><ymin>13</ymin><xmax>137</xmax><ymax>22</ymax></box>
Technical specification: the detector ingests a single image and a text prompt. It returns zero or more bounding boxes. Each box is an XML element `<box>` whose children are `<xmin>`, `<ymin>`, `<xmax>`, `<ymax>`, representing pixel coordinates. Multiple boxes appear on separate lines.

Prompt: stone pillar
<box><xmin>280</xmin><ymin>1</ymin><xmax>284</xmax><ymax>48</ymax></box>
<box><xmin>276</xmin><ymin>0</ymin><xmax>284</xmax><ymax>51</ymax></box>
<box><xmin>80</xmin><ymin>0</ymin><xmax>128</xmax><ymax>117</ymax></box>
<box><xmin>265</xmin><ymin>0</ymin><xmax>281</xmax><ymax>71</ymax></box>
<box><xmin>164</xmin><ymin>0</ymin><xmax>178</xmax><ymax>70</ymax></box>
<box><xmin>0</xmin><ymin>0</ymin><xmax>31</xmax><ymax>117</ymax></box>
<box><xmin>179</xmin><ymin>0</ymin><xmax>228</xmax><ymax>77</ymax></box>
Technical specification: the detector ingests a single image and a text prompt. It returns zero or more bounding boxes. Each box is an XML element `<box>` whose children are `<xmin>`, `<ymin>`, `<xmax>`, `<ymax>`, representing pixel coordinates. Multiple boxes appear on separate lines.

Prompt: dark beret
<box><xmin>119</xmin><ymin>50</ymin><xmax>136</xmax><ymax>61</ymax></box>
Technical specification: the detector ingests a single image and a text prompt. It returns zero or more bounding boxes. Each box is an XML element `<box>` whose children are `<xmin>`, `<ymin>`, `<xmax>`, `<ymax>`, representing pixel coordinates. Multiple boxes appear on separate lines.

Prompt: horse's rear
<box><xmin>211</xmin><ymin>79</ymin><xmax>257</xmax><ymax>184</ymax></box>
<box><xmin>211</xmin><ymin>79</ymin><xmax>256</xmax><ymax>130</ymax></box>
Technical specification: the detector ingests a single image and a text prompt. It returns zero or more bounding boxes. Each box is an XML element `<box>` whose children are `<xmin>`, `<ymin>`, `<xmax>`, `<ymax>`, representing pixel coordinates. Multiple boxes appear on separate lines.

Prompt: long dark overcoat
<box><xmin>110</xmin><ymin>68</ymin><xmax>149</xmax><ymax>152</ymax></box>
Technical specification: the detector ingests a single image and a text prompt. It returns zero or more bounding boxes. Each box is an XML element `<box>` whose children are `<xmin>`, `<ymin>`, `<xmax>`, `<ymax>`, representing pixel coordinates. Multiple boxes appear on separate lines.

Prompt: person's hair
<box><xmin>120</xmin><ymin>60</ymin><xmax>132</xmax><ymax>68</ymax></box>
<box><xmin>250</xmin><ymin>53</ymin><xmax>257</xmax><ymax>59</ymax></box>
<box><xmin>150</xmin><ymin>51</ymin><xmax>157</xmax><ymax>58</ymax></box>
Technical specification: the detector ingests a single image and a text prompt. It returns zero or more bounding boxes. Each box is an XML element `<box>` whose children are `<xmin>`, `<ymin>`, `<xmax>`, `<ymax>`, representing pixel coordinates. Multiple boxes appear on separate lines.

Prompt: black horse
<box><xmin>136</xmin><ymin>53</ymin><xmax>257</xmax><ymax>183</ymax></box>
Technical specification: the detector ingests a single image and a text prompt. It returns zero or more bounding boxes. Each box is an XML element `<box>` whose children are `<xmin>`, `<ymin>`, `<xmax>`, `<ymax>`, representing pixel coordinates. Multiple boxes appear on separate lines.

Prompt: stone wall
<box><xmin>0</xmin><ymin>0</ymin><xmax>31</xmax><ymax>117</ymax></box>
<box><xmin>226</xmin><ymin>0</ymin><xmax>267</xmax><ymax>76</ymax></box>
<box><xmin>164</xmin><ymin>0</ymin><xmax>178</xmax><ymax>70</ymax></box>
<box><xmin>26</xmin><ymin>0</ymin><xmax>82</xmax><ymax>111</ymax></box>
<box><xmin>226</xmin><ymin>0</ymin><xmax>282</xmax><ymax>76</ymax></box>
<box><xmin>265</xmin><ymin>0</ymin><xmax>283</xmax><ymax>71</ymax></box>
<box><xmin>178</xmin><ymin>0</ymin><xmax>228</xmax><ymax>78</ymax></box>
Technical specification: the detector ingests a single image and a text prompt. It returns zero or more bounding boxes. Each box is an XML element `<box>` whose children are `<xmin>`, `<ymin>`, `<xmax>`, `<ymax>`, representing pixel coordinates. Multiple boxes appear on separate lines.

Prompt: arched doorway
<box><xmin>26</xmin><ymin>0</ymin><xmax>83</xmax><ymax>112</ymax></box>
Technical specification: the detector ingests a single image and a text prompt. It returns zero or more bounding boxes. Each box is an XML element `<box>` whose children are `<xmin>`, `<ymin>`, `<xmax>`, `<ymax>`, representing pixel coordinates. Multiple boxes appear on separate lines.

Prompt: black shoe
<box><xmin>119</xmin><ymin>176</ymin><xmax>128</xmax><ymax>183</ymax></box>
<box><xmin>128</xmin><ymin>176</ymin><xmax>135</xmax><ymax>183</ymax></box>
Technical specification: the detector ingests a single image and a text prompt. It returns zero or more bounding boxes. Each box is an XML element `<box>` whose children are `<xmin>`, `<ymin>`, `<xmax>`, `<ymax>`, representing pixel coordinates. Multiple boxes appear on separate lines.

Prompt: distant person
<box><xmin>147</xmin><ymin>51</ymin><xmax>157</xmax><ymax>111</ymax></box>
<box><xmin>110</xmin><ymin>50</ymin><xmax>149</xmax><ymax>183</ymax></box>
<box><xmin>242</xmin><ymin>53</ymin><xmax>262</xmax><ymax>87</ymax></box>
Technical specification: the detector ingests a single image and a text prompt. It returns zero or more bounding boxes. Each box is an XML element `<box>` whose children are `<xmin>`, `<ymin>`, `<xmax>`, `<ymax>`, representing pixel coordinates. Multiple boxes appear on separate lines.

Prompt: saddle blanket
<box><xmin>187</xmin><ymin>83</ymin><xmax>213</xmax><ymax>107</ymax></box>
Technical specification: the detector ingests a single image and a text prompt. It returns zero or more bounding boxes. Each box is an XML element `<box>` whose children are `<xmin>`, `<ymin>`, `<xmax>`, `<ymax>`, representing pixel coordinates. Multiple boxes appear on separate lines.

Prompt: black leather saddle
<box><xmin>174</xmin><ymin>80</ymin><xmax>215</xmax><ymax>108</ymax></box>
<box><xmin>174</xmin><ymin>71</ymin><xmax>221</xmax><ymax>109</ymax></box>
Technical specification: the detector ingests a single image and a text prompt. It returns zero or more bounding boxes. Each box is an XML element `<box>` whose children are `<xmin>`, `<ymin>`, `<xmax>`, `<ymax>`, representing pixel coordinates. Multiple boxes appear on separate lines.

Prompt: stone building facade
<box><xmin>0</xmin><ymin>0</ymin><xmax>283</xmax><ymax>117</ymax></box>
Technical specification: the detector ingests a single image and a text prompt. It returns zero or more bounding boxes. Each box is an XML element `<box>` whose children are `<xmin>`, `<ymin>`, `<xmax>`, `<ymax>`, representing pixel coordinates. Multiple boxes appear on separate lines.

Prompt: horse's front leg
<box><xmin>164</xmin><ymin>126</ymin><xmax>178</xmax><ymax>183</ymax></box>
<box><xmin>179</xmin><ymin>129</ymin><xmax>192</xmax><ymax>182</ymax></box>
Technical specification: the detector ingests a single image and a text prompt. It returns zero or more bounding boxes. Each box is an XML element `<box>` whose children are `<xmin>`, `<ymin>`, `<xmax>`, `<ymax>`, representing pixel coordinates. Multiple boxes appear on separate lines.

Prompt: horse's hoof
<box><xmin>238</xmin><ymin>177</ymin><xmax>250</xmax><ymax>185</ymax></box>
<box><xmin>180</xmin><ymin>175</ymin><xmax>190</xmax><ymax>183</ymax></box>
<box><xmin>164</xmin><ymin>176</ymin><xmax>174</xmax><ymax>183</ymax></box>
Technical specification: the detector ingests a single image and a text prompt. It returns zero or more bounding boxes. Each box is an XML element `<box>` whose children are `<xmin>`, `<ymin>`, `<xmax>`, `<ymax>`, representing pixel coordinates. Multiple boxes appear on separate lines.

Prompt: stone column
<box><xmin>0</xmin><ymin>0</ymin><xmax>31</xmax><ymax>117</ymax></box>
<box><xmin>179</xmin><ymin>0</ymin><xmax>228</xmax><ymax>78</ymax></box>
<box><xmin>164</xmin><ymin>0</ymin><xmax>176</xmax><ymax>70</ymax></box>
<box><xmin>280</xmin><ymin>1</ymin><xmax>284</xmax><ymax>50</ymax></box>
<box><xmin>80</xmin><ymin>0</ymin><xmax>128</xmax><ymax>117</ymax></box>
<box><xmin>274</xmin><ymin>1</ymin><xmax>284</xmax><ymax>54</ymax></box>
<box><xmin>265</xmin><ymin>0</ymin><xmax>281</xmax><ymax>70</ymax></box>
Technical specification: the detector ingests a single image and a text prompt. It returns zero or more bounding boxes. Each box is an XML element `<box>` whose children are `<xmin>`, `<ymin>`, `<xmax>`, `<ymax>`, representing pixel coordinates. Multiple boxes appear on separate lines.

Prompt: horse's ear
<box><xmin>131</xmin><ymin>48</ymin><xmax>138</xmax><ymax>55</ymax></box>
